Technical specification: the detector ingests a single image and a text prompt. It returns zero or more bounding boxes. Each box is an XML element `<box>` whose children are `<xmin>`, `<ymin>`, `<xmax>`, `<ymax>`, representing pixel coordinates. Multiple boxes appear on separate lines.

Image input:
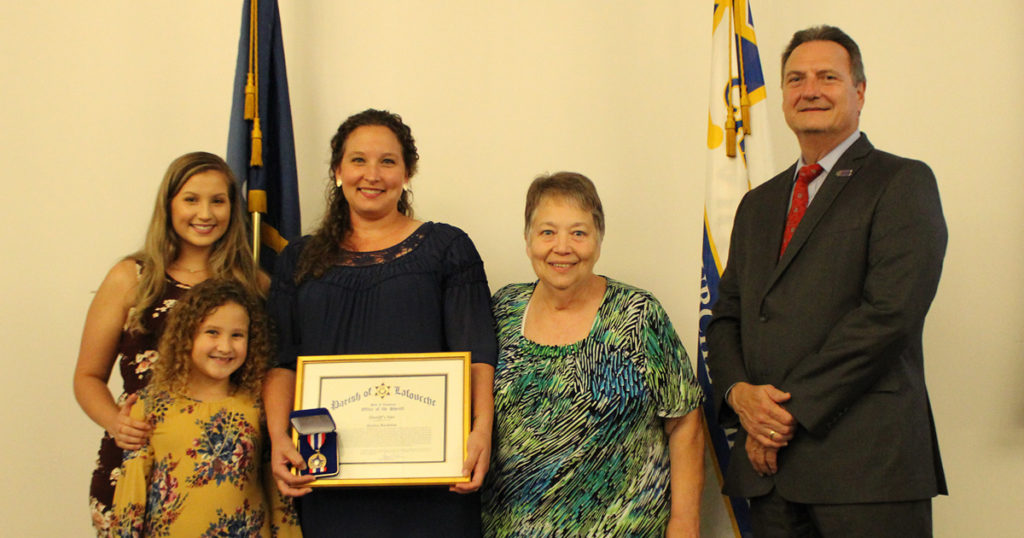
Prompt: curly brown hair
<box><xmin>294</xmin><ymin>109</ymin><xmax>419</xmax><ymax>283</ymax></box>
<box><xmin>151</xmin><ymin>279</ymin><xmax>271</xmax><ymax>398</ymax></box>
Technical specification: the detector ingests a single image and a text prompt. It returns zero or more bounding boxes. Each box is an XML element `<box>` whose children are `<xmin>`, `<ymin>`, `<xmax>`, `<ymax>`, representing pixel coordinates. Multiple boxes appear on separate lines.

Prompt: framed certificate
<box><xmin>293</xmin><ymin>352</ymin><xmax>470</xmax><ymax>487</ymax></box>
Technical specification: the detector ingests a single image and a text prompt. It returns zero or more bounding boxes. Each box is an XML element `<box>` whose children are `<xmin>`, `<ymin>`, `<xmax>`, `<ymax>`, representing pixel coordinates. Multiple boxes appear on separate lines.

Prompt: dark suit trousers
<box><xmin>750</xmin><ymin>489</ymin><xmax>932</xmax><ymax>538</ymax></box>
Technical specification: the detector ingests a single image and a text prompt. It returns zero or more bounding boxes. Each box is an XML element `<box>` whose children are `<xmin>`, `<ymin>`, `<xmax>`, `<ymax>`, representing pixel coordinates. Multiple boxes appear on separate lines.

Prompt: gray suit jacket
<box><xmin>707</xmin><ymin>134</ymin><xmax>948</xmax><ymax>503</ymax></box>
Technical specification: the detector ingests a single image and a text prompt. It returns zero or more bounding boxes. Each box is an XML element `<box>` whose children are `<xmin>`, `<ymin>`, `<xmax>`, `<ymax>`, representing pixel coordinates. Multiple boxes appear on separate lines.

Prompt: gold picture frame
<box><xmin>293</xmin><ymin>352</ymin><xmax>471</xmax><ymax>487</ymax></box>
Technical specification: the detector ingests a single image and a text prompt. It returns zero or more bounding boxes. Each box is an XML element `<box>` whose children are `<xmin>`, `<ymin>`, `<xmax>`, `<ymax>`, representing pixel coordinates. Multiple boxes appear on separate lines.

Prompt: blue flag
<box><xmin>698</xmin><ymin>1</ymin><xmax>774</xmax><ymax>536</ymax></box>
<box><xmin>227</xmin><ymin>0</ymin><xmax>300</xmax><ymax>274</ymax></box>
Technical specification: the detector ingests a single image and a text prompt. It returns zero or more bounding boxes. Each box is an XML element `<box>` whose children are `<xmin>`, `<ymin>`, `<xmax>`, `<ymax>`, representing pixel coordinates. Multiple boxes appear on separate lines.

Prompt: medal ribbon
<box><xmin>307</xmin><ymin>432</ymin><xmax>325</xmax><ymax>452</ymax></box>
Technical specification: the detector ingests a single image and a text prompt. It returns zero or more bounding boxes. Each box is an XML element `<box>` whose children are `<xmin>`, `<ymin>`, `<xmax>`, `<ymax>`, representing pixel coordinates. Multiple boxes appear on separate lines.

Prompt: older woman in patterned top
<box><xmin>483</xmin><ymin>172</ymin><xmax>706</xmax><ymax>537</ymax></box>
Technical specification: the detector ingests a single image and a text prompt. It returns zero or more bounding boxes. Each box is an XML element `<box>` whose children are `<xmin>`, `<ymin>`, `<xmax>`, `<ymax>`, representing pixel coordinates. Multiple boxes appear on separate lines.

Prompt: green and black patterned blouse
<box><xmin>483</xmin><ymin>278</ymin><xmax>704</xmax><ymax>536</ymax></box>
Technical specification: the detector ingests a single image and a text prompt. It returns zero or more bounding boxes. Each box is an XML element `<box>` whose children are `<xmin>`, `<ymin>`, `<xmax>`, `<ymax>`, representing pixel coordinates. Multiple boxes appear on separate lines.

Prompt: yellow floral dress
<box><xmin>110</xmin><ymin>388</ymin><xmax>301</xmax><ymax>537</ymax></box>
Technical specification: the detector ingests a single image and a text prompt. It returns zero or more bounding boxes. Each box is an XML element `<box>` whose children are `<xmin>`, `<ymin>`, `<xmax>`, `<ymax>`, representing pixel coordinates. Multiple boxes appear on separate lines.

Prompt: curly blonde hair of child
<box><xmin>151</xmin><ymin>279</ymin><xmax>271</xmax><ymax>398</ymax></box>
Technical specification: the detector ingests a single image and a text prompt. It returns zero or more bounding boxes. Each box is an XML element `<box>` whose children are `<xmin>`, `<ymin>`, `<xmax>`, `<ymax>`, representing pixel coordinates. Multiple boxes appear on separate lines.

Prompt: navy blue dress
<box><xmin>268</xmin><ymin>222</ymin><xmax>497</xmax><ymax>538</ymax></box>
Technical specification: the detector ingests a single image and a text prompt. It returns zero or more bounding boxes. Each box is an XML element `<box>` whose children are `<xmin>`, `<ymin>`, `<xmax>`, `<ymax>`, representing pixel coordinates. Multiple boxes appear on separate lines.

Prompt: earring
<box><xmin>399</xmin><ymin>184</ymin><xmax>413</xmax><ymax>213</ymax></box>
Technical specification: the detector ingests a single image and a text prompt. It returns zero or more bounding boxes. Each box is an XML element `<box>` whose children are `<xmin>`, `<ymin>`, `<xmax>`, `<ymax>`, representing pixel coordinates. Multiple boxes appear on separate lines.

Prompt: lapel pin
<box><xmin>836</xmin><ymin>169</ymin><xmax>854</xmax><ymax>177</ymax></box>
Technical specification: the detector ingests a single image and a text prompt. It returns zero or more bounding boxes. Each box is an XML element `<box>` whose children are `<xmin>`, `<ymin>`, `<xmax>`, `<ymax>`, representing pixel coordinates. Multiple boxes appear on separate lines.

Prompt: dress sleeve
<box><xmin>641</xmin><ymin>294</ymin><xmax>705</xmax><ymax>418</ymax></box>
<box><xmin>109</xmin><ymin>400</ymin><xmax>153</xmax><ymax>538</ymax></box>
<box><xmin>441</xmin><ymin>229</ymin><xmax>498</xmax><ymax>366</ymax></box>
<box><xmin>267</xmin><ymin>239</ymin><xmax>305</xmax><ymax>370</ymax></box>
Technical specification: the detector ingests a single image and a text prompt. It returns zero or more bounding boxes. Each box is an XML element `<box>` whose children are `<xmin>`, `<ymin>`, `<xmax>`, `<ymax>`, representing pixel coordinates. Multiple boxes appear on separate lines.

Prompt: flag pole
<box><xmin>251</xmin><ymin>212</ymin><xmax>261</xmax><ymax>264</ymax></box>
<box><xmin>247</xmin><ymin>0</ymin><xmax>261</xmax><ymax>264</ymax></box>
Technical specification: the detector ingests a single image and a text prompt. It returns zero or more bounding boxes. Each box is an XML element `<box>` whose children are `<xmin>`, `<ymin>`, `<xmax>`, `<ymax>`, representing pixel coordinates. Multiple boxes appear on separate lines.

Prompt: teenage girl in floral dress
<box><xmin>72</xmin><ymin>152</ymin><xmax>267</xmax><ymax>534</ymax></box>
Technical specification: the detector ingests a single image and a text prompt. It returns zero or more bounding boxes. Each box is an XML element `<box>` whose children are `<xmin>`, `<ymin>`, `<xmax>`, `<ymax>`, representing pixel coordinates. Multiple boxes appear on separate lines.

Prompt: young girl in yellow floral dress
<box><xmin>110</xmin><ymin>280</ymin><xmax>300</xmax><ymax>537</ymax></box>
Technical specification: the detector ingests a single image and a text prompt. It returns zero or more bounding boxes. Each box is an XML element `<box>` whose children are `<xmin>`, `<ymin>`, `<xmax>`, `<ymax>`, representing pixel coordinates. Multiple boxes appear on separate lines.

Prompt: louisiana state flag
<box><xmin>227</xmin><ymin>0</ymin><xmax>300</xmax><ymax>274</ymax></box>
<box><xmin>697</xmin><ymin>1</ymin><xmax>773</xmax><ymax>536</ymax></box>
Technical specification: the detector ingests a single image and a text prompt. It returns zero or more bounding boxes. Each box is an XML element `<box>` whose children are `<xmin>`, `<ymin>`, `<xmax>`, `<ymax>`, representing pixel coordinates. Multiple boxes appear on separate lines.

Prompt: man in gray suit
<box><xmin>707</xmin><ymin>25</ymin><xmax>947</xmax><ymax>537</ymax></box>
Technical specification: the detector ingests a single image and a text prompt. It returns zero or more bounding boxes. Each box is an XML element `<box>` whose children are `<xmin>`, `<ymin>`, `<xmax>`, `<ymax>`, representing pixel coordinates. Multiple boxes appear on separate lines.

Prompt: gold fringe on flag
<box><xmin>725</xmin><ymin>115</ymin><xmax>737</xmax><ymax>158</ymax></box>
<box><xmin>250</xmin><ymin>117</ymin><xmax>263</xmax><ymax>167</ymax></box>
<box><xmin>248</xmin><ymin>0</ymin><xmax>262</xmax><ymax>167</ymax></box>
<box><xmin>244</xmin><ymin>73</ymin><xmax>256</xmax><ymax>120</ymax></box>
<box><xmin>725</xmin><ymin>0</ymin><xmax>737</xmax><ymax>158</ymax></box>
<box><xmin>244</xmin><ymin>0</ymin><xmax>257</xmax><ymax>119</ymax></box>
<box><xmin>734</xmin><ymin>0</ymin><xmax>751</xmax><ymax>135</ymax></box>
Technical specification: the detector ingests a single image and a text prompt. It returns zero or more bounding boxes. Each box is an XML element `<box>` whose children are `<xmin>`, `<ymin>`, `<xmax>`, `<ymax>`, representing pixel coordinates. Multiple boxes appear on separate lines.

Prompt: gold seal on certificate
<box><xmin>308</xmin><ymin>452</ymin><xmax>327</xmax><ymax>471</ymax></box>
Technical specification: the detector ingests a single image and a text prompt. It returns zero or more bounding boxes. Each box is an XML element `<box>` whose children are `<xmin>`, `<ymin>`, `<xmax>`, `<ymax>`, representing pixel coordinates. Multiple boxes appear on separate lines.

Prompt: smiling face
<box><xmin>782</xmin><ymin>40</ymin><xmax>865</xmax><ymax>148</ymax></box>
<box><xmin>188</xmin><ymin>301</ymin><xmax>249</xmax><ymax>395</ymax></box>
<box><xmin>526</xmin><ymin>195</ymin><xmax>602</xmax><ymax>293</ymax></box>
<box><xmin>169</xmin><ymin>170</ymin><xmax>231</xmax><ymax>251</ymax></box>
<box><xmin>334</xmin><ymin>125</ymin><xmax>409</xmax><ymax>222</ymax></box>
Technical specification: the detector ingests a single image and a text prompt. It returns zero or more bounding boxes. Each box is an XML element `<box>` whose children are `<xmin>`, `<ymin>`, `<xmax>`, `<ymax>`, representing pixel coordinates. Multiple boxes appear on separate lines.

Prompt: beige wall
<box><xmin>2</xmin><ymin>1</ymin><xmax>1020</xmax><ymax>535</ymax></box>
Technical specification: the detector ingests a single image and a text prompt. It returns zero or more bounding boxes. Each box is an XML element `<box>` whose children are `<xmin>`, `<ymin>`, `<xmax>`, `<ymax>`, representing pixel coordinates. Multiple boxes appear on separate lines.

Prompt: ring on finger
<box><xmin>769</xmin><ymin>430</ymin><xmax>777</xmax><ymax>440</ymax></box>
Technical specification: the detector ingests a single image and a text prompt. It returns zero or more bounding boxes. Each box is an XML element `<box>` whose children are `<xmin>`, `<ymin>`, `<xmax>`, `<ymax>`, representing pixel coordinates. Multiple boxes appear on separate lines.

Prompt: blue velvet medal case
<box><xmin>290</xmin><ymin>407</ymin><xmax>339</xmax><ymax>478</ymax></box>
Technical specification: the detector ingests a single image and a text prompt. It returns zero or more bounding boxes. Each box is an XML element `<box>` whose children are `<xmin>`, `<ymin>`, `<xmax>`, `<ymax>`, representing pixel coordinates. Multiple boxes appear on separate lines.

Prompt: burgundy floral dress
<box><xmin>89</xmin><ymin>263</ymin><xmax>190</xmax><ymax>535</ymax></box>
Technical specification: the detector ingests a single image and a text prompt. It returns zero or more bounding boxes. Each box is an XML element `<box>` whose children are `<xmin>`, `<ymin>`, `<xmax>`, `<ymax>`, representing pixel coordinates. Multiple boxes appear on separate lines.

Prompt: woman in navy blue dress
<box><xmin>263</xmin><ymin>109</ymin><xmax>496</xmax><ymax>537</ymax></box>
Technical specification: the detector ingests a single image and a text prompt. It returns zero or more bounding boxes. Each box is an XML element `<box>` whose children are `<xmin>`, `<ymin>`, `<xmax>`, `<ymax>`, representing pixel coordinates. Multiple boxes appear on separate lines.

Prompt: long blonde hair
<box><xmin>150</xmin><ymin>280</ymin><xmax>270</xmax><ymax>397</ymax></box>
<box><xmin>127</xmin><ymin>152</ymin><xmax>263</xmax><ymax>332</ymax></box>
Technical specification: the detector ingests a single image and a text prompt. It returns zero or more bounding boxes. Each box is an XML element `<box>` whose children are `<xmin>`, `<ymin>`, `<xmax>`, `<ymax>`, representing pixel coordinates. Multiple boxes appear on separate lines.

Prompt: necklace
<box><xmin>170</xmin><ymin>264</ymin><xmax>208</xmax><ymax>274</ymax></box>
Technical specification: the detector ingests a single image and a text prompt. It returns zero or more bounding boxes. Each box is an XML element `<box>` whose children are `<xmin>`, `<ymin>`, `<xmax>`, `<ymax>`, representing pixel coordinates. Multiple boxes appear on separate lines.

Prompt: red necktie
<box><xmin>779</xmin><ymin>163</ymin><xmax>823</xmax><ymax>256</ymax></box>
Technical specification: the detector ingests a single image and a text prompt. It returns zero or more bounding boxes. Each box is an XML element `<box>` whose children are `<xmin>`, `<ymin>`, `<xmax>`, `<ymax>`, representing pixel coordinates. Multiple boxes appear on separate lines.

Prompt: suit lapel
<box><xmin>765</xmin><ymin>135</ymin><xmax>876</xmax><ymax>288</ymax></box>
<box><xmin>751</xmin><ymin>164</ymin><xmax>797</xmax><ymax>280</ymax></box>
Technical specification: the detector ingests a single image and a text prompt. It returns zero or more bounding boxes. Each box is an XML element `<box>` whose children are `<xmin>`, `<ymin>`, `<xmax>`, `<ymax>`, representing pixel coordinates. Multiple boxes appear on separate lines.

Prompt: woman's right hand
<box><xmin>109</xmin><ymin>393</ymin><xmax>151</xmax><ymax>450</ymax></box>
<box><xmin>263</xmin><ymin>368</ymin><xmax>314</xmax><ymax>496</ymax></box>
<box><xmin>270</xmin><ymin>434</ymin><xmax>315</xmax><ymax>497</ymax></box>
